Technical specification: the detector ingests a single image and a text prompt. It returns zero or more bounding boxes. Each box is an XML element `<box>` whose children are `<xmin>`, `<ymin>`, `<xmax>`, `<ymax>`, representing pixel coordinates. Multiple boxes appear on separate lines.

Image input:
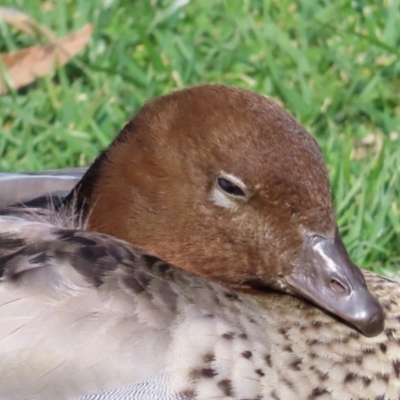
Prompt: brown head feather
<box><xmin>66</xmin><ymin>85</ymin><xmax>335</xmax><ymax>291</ymax></box>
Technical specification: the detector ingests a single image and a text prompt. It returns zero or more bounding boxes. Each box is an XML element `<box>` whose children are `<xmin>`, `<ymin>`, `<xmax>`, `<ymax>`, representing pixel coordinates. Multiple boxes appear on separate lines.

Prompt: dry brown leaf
<box><xmin>0</xmin><ymin>7</ymin><xmax>56</xmax><ymax>42</ymax></box>
<box><xmin>0</xmin><ymin>24</ymin><xmax>93</xmax><ymax>94</ymax></box>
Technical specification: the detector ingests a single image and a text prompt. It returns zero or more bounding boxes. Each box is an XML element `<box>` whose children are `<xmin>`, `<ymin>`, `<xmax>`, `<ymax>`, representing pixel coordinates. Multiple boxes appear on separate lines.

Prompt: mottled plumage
<box><xmin>0</xmin><ymin>215</ymin><xmax>398</xmax><ymax>399</ymax></box>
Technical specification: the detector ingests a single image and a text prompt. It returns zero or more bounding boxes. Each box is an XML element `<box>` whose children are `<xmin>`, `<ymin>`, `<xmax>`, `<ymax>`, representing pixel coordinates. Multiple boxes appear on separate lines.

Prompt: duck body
<box><xmin>0</xmin><ymin>84</ymin><xmax>398</xmax><ymax>399</ymax></box>
<box><xmin>0</xmin><ymin>213</ymin><xmax>399</xmax><ymax>400</ymax></box>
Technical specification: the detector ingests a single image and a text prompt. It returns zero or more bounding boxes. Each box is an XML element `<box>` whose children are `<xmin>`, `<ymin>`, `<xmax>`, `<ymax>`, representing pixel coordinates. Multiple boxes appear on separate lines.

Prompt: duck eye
<box><xmin>217</xmin><ymin>177</ymin><xmax>246</xmax><ymax>198</ymax></box>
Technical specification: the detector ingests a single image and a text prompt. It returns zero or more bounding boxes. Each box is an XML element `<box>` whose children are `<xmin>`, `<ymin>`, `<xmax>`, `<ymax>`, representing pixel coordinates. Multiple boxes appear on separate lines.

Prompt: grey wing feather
<box><xmin>21</xmin><ymin>167</ymin><xmax>88</xmax><ymax>177</ymax></box>
<box><xmin>0</xmin><ymin>168</ymin><xmax>86</xmax><ymax>208</ymax></box>
<box><xmin>0</xmin><ymin>217</ymin><xmax>180</xmax><ymax>398</ymax></box>
<box><xmin>78</xmin><ymin>376</ymin><xmax>192</xmax><ymax>400</ymax></box>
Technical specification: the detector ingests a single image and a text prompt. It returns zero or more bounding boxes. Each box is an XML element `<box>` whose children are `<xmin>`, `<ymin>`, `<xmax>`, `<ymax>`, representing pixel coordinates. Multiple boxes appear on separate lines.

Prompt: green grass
<box><xmin>0</xmin><ymin>0</ymin><xmax>399</xmax><ymax>277</ymax></box>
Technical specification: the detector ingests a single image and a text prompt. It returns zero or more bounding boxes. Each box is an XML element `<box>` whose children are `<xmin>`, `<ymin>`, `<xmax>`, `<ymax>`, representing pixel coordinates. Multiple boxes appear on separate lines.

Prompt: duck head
<box><xmin>66</xmin><ymin>85</ymin><xmax>384</xmax><ymax>337</ymax></box>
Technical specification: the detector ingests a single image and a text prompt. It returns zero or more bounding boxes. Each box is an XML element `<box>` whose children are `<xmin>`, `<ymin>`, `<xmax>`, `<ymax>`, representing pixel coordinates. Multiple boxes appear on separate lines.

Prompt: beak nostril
<box><xmin>330</xmin><ymin>278</ymin><xmax>346</xmax><ymax>294</ymax></box>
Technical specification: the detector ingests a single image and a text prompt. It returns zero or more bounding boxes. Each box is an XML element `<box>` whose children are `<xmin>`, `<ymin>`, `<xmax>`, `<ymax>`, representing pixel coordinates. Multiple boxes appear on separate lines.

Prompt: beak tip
<box><xmin>355</xmin><ymin>299</ymin><xmax>385</xmax><ymax>337</ymax></box>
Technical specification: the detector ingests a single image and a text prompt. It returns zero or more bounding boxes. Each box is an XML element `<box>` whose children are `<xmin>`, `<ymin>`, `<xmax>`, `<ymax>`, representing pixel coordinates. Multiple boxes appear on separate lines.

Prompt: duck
<box><xmin>0</xmin><ymin>84</ymin><xmax>398</xmax><ymax>400</ymax></box>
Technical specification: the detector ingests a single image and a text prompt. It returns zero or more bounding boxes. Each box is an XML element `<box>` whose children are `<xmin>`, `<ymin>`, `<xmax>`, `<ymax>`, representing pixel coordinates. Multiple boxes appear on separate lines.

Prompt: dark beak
<box><xmin>286</xmin><ymin>231</ymin><xmax>384</xmax><ymax>337</ymax></box>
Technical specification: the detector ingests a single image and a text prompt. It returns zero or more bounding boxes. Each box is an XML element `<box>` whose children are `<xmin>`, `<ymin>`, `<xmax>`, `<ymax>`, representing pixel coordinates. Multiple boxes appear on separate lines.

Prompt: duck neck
<box><xmin>63</xmin><ymin>119</ymin><xmax>136</xmax><ymax>219</ymax></box>
<box><xmin>63</xmin><ymin>149</ymin><xmax>107</xmax><ymax>217</ymax></box>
